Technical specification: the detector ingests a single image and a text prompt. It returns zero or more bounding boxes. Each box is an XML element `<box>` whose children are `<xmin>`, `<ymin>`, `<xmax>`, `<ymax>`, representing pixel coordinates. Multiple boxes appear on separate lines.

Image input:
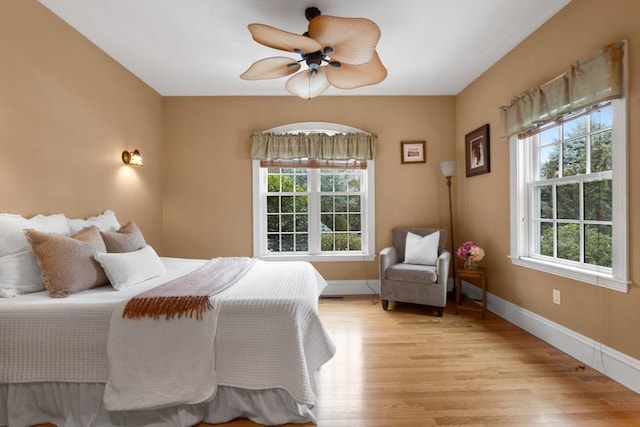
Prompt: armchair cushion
<box><xmin>404</xmin><ymin>231</ymin><xmax>440</xmax><ymax>265</ymax></box>
<box><xmin>386</xmin><ymin>263</ymin><xmax>438</xmax><ymax>284</ymax></box>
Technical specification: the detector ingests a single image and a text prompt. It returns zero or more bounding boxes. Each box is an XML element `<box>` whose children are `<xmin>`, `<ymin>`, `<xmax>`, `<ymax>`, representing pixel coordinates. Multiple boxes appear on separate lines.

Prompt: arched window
<box><xmin>251</xmin><ymin>122</ymin><xmax>376</xmax><ymax>261</ymax></box>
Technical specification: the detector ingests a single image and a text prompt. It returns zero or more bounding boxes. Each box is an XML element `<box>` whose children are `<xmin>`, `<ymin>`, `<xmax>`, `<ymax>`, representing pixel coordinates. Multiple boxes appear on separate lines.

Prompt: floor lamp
<box><xmin>440</xmin><ymin>161</ymin><xmax>457</xmax><ymax>290</ymax></box>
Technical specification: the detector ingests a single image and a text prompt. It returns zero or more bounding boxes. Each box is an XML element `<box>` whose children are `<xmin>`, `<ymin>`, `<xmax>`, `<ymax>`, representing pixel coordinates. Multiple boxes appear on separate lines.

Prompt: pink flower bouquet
<box><xmin>457</xmin><ymin>241</ymin><xmax>485</xmax><ymax>262</ymax></box>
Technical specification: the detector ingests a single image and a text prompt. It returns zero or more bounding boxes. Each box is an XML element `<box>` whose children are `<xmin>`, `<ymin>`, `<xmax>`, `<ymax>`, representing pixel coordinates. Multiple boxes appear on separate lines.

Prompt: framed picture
<box><xmin>401</xmin><ymin>140</ymin><xmax>426</xmax><ymax>164</ymax></box>
<box><xmin>465</xmin><ymin>124</ymin><xmax>490</xmax><ymax>177</ymax></box>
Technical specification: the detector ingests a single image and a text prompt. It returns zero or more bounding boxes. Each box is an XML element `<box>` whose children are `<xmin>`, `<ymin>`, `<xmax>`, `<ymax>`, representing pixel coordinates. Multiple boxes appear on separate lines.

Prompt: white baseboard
<box><xmin>462</xmin><ymin>281</ymin><xmax>640</xmax><ymax>394</ymax></box>
<box><xmin>322</xmin><ymin>280</ymin><xmax>380</xmax><ymax>296</ymax></box>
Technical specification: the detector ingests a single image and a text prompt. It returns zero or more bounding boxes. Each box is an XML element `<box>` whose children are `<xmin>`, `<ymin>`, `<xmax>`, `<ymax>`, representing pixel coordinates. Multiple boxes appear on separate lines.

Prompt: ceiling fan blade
<box><xmin>326</xmin><ymin>51</ymin><xmax>387</xmax><ymax>89</ymax></box>
<box><xmin>285</xmin><ymin>68</ymin><xmax>330</xmax><ymax>99</ymax></box>
<box><xmin>240</xmin><ymin>57</ymin><xmax>300</xmax><ymax>80</ymax></box>
<box><xmin>248</xmin><ymin>23</ymin><xmax>322</xmax><ymax>54</ymax></box>
<box><xmin>308</xmin><ymin>16</ymin><xmax>381</xmax><ymax>65</ymax></box>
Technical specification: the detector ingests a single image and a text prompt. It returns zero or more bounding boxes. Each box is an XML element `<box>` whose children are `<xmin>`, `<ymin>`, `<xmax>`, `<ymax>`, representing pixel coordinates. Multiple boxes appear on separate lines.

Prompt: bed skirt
<box><xmin>0</xmin><ymin>383</ymin><xmax>316</xmax><ymax>427</ymax></box>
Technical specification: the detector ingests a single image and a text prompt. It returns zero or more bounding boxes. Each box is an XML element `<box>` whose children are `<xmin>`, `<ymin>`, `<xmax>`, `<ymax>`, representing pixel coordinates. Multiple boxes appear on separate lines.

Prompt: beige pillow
<box><xmin>25</xmin><ymin>226</ymin><xmax>108</xmax><ymax>298</ymax></box>
<box><xmin>100</xmin><ymin>221</ymin><xmax>146</xmax><ymax>253</ymax></box>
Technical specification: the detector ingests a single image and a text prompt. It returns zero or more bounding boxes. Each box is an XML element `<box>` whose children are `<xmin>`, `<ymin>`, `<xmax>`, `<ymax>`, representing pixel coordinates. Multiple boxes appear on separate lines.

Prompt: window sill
<box><xmin>509</xmin><ymin>256</ymin><xmax>630</xmax><ymax>293</ymax></box>
<box><xmin>257</xmin><ymin>253</ymin><xmax>376</xmax><ymax>262</ymax></box>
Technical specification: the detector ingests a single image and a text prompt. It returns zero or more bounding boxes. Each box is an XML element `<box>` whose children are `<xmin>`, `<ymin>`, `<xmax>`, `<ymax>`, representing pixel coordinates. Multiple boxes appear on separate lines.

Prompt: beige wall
<box><xmin>455</xmin><ymin>0</ymin><xmax>640</xmax><ymax>359</ymax></box>
<box><xmin>0</xmin><ymin>1</ymin><xmax>164</xmax><ymax>248</ymax></box>
<box><xmin>162</xmin><ymin>96</ymin><xmax>456</xmax><ymax>280</ymax></box>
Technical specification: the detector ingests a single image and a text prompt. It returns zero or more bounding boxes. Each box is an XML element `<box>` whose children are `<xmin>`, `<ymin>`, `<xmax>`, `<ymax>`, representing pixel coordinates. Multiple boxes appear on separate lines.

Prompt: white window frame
<box><xmin>509</xmin><ymin>99</ymin><xmax>629</xmax><ymax>292</ymax></box>
<box><xmin>252</xmin><ymin>122</ymin><xmax>376</xmax><ymax>262</ymax></box>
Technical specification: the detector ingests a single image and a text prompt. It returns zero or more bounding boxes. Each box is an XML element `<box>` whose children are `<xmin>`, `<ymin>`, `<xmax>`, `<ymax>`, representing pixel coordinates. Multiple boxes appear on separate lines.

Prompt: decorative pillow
<box><xmin>100</xmin><ymin>221</ymin><xmax>146</xmax><ymax>253</ymax></box>
<box><xmin>0</xmin><ymin>213</ymin><xmax>70</xmax><ymax>297</ymax></box>
<box><xmin>404</xmin><ymin>230</ymin><xmax>440</xmax><ymax>266</ymax></box>
<box><xmin>95</xmin><ymin>245</ymin><xmax>166</xmax><ymax>290</ymax></box>
<box><xmin>67</xmin><ymin>210</ymin><xmax>121</xmax><ymax>235</ymax></box>
<box><xmin>25</xmin><ymin>226</ymin><xmax>108</xmax><ymax>298</ymax></box>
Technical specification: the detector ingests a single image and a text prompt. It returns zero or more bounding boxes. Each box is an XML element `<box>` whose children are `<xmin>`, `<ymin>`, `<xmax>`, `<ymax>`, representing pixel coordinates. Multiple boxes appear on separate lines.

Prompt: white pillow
<box><xmin>0</xmin><ymin>213</ymin><xmax>70</xmax><ymax>297</ymax></box>
<box><xmin>94</xmin><ymin>245</ymin><xmax>167</xmax><ymax>290</ymax></box>
<box><xmin>67</xmin><ymin>210</ymin><xmax>121</xmax><ymax>235</ymax></box>
<box><xmin>404</xmin><ymin>231</ymin><xmax>440</xmax><ymax>266</ymax></box>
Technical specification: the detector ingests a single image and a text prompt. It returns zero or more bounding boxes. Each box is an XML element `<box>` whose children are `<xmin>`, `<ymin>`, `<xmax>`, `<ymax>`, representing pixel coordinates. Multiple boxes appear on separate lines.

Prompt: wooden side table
<box><xmin>455</xmin><ymin>266</ymin><xmax>487</xmax><ymax>318</ymax></box>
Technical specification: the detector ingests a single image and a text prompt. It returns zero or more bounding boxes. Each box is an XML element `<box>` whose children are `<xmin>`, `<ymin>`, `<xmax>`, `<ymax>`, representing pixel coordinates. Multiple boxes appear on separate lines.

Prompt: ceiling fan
<box><xmin>240</xmin><ymin>7</ymin><xmax>387</xmax><ymax>99</ymax></box>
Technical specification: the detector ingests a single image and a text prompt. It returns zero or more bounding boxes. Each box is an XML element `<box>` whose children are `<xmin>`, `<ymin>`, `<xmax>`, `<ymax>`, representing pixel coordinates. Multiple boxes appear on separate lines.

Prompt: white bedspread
<box><xmin>104</xmin><ymin>295</ymin><xmax>221</xmax><ymax>410</ymax></box>
<box><xmin>105</xmin><ymin>259</ymin><xmax>334</xmax><ymax>411</ymax></box>
<box><xmin>214</xmin><ymin>260</ymin><xmax>335</xmax><ymax>403</ymax></box>
<box><xmin>0</xmin><ymin>258</ymin><xmax>207</xmax><ymax>384</ymax></box>
<box><xmin>0</xmin><ymin>257</ymin><xmax>335</xmax><ymax>416</ymax></box>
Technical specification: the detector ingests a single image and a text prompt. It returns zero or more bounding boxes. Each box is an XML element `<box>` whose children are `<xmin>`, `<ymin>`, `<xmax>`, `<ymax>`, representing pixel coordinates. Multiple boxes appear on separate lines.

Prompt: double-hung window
<box><xmin>506</xmin><ymin>41</ymin><xmax>629</xmax><ymax>292</ymax></box>
<box><xmin>251</xmin><ymin>123</ymin><xmax>376</xmax><ymax>261</ymax></box>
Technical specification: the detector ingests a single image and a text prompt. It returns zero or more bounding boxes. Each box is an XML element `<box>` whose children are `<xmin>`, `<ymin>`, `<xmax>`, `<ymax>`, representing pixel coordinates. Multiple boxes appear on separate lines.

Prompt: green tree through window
<box><xmin>266</xmin><ymin>169</ymin><xmax>308</xmax><ymax>253</ymax></box>
<box><xmin>533</xmin><ymin>104</ymin><xmax>613</xmax><ymax>268</ymax></box>
<box><xmin>264</xmin><ymin>167</ymin><xmax>366</xmax><ymax>255</ymax></box>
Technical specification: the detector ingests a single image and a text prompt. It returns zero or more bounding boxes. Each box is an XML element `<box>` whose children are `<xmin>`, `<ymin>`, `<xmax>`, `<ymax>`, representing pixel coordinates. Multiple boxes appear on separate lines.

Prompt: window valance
<box><xmin>499</xmin><ymin>41</ymin><xmax>625</xmax><ymax>138</ymax></box>
<box><xmin>250</xmin><ymin>132</ymin><xmax>377</xmax><ymax>161</ymax></box>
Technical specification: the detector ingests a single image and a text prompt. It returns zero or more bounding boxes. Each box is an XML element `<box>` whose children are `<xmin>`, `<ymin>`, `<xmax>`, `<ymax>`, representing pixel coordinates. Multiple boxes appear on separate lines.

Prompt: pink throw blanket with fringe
<box><xmin>123</xmin><ymin>257</ymin><xmax>256</xmax><ymax>320</ymax></box>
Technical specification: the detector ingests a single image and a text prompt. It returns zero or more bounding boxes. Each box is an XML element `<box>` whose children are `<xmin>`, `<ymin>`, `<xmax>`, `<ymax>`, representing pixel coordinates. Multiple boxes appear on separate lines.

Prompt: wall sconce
<box><xmin>122</xmin><ymin>150</ymin><xmax>143</xmax><ymax>166</ymax></box>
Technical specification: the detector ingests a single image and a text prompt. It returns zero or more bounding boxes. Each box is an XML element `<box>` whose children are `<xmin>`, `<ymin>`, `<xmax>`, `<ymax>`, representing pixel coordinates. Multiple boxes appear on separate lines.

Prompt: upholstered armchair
<box><xmin>379</xmin><ymin>227</ymin><xmax>451</xmax><ymax>316</ymax></box>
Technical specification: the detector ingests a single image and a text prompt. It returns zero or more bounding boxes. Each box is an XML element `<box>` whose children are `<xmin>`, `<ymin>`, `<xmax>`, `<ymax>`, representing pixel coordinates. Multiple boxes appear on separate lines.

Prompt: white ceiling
<box><xmin>39</xmin><ymin>0</ymin><xmax>570</xmax><ymax>97</ymax></box>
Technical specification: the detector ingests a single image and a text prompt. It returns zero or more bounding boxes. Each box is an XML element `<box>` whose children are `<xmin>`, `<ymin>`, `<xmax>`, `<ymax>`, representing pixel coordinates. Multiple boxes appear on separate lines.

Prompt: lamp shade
<box><xmin>440</xmin><ymin>161</ymin><xmax>456</xmax><ymax>177</ymax></box>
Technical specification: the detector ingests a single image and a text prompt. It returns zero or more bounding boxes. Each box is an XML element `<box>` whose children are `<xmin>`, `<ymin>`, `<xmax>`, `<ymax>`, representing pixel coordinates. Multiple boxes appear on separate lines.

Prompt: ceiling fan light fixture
<box><xmin>285</xmin><ymin>68</ymin><xmax>330</xmax><ymax>99</ymax></box>
<box><xmin>305</xmin><ymin>51</ymin><xmax>324</xmax><ymax>68</ymax></box>
<box><xmin>241</xmin><ymin>7</ymin><xmax>386</xmax><ymax>97</ymax></box>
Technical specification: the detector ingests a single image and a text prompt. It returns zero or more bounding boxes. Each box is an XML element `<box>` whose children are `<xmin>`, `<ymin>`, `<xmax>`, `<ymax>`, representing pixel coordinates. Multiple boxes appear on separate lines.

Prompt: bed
<box><xmin>0</xmin><ymin>212</ymin><xmax>335</xmax><ymax>427</ymax></box>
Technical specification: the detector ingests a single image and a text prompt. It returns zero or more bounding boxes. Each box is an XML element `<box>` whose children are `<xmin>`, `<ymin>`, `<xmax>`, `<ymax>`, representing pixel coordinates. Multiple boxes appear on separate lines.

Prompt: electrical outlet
<box><xmin>553</xmin><ymin>289</ymin><xmax>561</xmax><ymax>305</ymax></box>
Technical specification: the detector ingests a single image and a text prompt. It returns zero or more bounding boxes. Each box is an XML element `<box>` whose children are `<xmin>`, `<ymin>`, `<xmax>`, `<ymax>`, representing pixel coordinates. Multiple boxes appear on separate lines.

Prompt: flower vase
<box><xmin>465</xmin><ymin>256</ymin><xmax>476</xmax><ymax>270</ymax></box>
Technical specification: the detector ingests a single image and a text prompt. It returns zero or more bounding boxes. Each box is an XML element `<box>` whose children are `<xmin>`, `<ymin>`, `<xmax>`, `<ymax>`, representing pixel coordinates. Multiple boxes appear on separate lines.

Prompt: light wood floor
<box><xmin>207</xmin><ymin>295</ymin><xmax>640</xmax><ymax>427</ymax></box>
<box><xmin>36</xmin><ymin>296</ymin><xmax>640</xmax><ymax>427</ymax></box>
